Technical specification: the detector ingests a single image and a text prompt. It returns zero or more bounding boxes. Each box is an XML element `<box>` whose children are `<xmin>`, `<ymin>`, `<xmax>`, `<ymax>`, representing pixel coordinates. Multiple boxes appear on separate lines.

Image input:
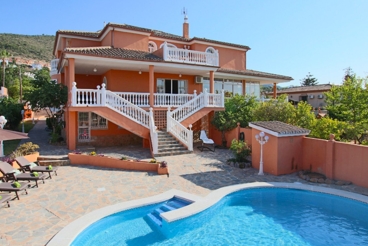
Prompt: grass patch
<box><xmin>3</xmin><ymin>120</ymin><xmax>37</xmax><ymax>156</ymax></box>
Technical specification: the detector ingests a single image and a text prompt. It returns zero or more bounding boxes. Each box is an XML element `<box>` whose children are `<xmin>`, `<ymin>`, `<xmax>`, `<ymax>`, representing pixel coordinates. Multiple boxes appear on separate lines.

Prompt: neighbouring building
<box><xmin>273</xmin><ymin>84</ymin><xmax>332</xmax><ymax>109</ymax></box>
<box><xmin>51</xmin><ymin>16</ymin><xmax>292</xmax><ymax>156</ymax></box>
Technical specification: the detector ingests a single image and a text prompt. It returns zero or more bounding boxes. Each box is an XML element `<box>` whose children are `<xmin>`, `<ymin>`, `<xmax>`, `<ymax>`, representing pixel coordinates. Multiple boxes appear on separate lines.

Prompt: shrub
<box><xmin>120</xmin><ymin>156</ymin><xmax>127</xmax><ymax>160</ymax></box>
<box><xmin>89</xmin><ymin>151</ymin><xmax>96</xmax><ymax>156</ymax></box>
<box><xmin>229</xmin><ymin>139</ymin><xmax>251</xmax><ymax>162</ymax></box>
<box><xmin>10</xmin><ymin>142</ymin><xmax>39</xmax><ymax>158</ymax></box>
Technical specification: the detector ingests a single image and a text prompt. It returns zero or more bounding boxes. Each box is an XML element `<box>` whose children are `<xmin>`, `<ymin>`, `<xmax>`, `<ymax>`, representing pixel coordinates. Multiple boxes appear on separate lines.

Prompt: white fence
<box><xmin>167</xmin><ymin>108</ymin><xmax>193</xmax><ymax>151</ymax></box>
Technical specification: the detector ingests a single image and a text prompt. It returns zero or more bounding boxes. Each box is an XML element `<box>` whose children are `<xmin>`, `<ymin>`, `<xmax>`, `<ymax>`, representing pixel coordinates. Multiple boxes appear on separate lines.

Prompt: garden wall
<box><xmin>302</xmin><ymin>137</ymin><xmax>368</xmax><ymax>188</ymax></box>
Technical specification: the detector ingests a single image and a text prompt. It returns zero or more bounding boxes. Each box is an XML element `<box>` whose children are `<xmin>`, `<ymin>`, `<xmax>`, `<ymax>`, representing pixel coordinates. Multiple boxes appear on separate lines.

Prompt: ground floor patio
<box><xmin>1</xmin><ymin>146</ymin><xmax>368</xmax><ymax>246</ymax></box>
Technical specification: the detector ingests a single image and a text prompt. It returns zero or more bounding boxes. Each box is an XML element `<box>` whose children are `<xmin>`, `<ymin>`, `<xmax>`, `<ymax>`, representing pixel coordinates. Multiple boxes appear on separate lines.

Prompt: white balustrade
<box><xmin>105</xmin><ymin>90</ymin><xmax>150</xmax><ymax>128</ymax></box>
<box><xmin>149</xmin><ymin>108</ymin><xmax>158</xmax><ymax>154</ymax></box>
<box><xmin>167</xmin><ymin>107</ymin><xmax>193</xmax><ymax>151</ymax></box>
<box><xmin>115</xmin><ymin>92</ymin><xmax>150</xmax><ymax>107</ymax></box>
<box><xmin>154</xmin><ymin>93</ymin><xmax>194</xmax><ymax>107</ymax></box>
<box><xmin>163</xmin><ymin>42</ymin><xmax>219</xmax><ymax>66</ymax></box>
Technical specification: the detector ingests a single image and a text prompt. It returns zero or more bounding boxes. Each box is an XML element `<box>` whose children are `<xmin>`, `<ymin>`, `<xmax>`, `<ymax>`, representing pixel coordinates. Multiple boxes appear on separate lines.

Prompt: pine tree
<box><xmin>300</xmin><ymin>72</ymin><xmax>318</xmax><ymax>86</ymax></box>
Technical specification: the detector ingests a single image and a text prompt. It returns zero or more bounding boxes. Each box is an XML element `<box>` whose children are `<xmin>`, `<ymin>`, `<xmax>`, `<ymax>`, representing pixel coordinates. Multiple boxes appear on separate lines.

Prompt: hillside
<box><xmin>0</xmin><ymin>33</ymin><xmax>55</xmax><ymax>62</ymax></box>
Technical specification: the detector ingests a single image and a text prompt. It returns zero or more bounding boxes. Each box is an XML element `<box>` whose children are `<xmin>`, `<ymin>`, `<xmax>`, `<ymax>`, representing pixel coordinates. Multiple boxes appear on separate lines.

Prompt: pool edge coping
<box><xmin>47</xmin><ymin>182</ymin><xmax>368</xmax><ymax>245</ymax></box>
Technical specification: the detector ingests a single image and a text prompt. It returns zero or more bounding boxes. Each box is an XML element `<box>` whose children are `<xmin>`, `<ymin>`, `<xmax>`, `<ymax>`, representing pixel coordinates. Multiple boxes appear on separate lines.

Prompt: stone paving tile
<box><xmin>2</xmin><ymin>119</ymin><xmax>368</xmax><ymax>246</ymax></box>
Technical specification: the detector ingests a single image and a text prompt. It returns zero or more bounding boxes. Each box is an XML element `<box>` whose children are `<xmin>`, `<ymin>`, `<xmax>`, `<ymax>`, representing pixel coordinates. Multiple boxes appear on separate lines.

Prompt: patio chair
<box><xmin>15</xmin><ymin>156</ymin><xmax>58</xmax><ymax>179</ymax></box>
<box><xmin>0</xmin><ymin>161</ymin><xmax>46</xmax><ymax>188</ymax></box>
<box><xmin>198</xmin><ymin>130</ymin><xmax>215</xmax><ymax>152</ymax></box>
<box><xmin>0</xmin><ymin>179</ymin><xmax>28</xmax><ymax>200</ymax></box>
<box><xmin>0</xmin><ymin>194</ymin><xmax>12</xmax><ymax>207</ymax></box>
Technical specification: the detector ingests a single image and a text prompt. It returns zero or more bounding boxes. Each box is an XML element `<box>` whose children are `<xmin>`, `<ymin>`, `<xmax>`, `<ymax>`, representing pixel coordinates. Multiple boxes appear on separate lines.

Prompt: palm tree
<box><xmin>0</xmin><ymin>50</ymin><xmax>11</xmax><ymax>88</ymax></box>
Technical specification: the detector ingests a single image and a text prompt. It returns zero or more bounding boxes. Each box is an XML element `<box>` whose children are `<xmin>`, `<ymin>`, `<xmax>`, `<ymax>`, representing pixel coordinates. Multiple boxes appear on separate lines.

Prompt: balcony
<box><xmin>162</xmin><ymin>43</ymin><xmax>219</xmax><ymax>67</ymax></box>
<box><xmin>50</xmin><ymin>59</ymin><xmax>59</xmax><ymax>76</ymax></box>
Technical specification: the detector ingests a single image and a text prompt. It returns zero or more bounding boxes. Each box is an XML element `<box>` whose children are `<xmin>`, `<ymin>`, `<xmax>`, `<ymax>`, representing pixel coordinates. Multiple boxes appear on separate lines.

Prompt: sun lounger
<box><xmin>15</xmin><ymin>156</ymin><xmax>58</xmax><ymax>179</ymax></box>
<box><xmin>198</xmin><ymin>130</ymin><xmax>215</xmax><ymax>152</ymax></box>
<box><xmin>0</xmin><ymin>180</ymin><xmax>28</xmax><ymax>200</ymax></box>
<box><xmin>0</xmin><ymin>161</ymin><xmax>46</xmax><ymax>188</ymax></box>
<box><xmin>0</xmin><ymin>194</ymin><xmax>12</xmax><ymax>207</ymax></box>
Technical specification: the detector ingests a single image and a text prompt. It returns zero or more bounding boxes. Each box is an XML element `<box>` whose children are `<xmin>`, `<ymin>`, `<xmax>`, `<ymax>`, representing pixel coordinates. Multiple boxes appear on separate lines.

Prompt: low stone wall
<box><xmin>68</xmin><ymin>153</ymin><xmax>168</xmax><ymax>175</ymax></box>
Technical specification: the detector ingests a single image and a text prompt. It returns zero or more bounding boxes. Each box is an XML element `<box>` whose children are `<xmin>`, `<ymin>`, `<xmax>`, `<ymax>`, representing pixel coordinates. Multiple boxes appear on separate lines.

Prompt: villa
<box><xmin>50</xmin><ymin>15</ymin><xmax>292</xmax><ymax>156</ymax></box>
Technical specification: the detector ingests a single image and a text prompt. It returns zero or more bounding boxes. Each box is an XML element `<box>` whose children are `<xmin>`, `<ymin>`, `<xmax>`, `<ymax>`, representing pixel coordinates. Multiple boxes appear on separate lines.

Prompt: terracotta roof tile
<box><xmin>277</xmin><ymin>84</ymin><xmax>332</xmax><ymax>93</ymax></box>
<box><xmin>249</xmin><ymin>121</ymin><xmax>310</xmax><ymax>136</ymax></box>
<box><xmin>217</xmin><ymin>68</ymin><xmax>293</xmax><ymax>80</ymax></box>
<box><xmin>57</xmin><ymin>23</ymin><xmax>250</xmax><ymax>50</ymax></box>
<box><xmin>64</xmin><ymin>46</ymin><xmax>163</xmax><ymax>62</ymax></box>
<box><xmin>57</xmin><ymin>30</ymin><xmax>100</xmax><ymax>38</ymax></box>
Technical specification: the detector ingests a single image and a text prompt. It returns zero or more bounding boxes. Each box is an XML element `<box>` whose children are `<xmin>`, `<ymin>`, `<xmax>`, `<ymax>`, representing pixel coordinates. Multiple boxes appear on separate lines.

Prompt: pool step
<box><xmin>145</xmin><ymin>197</ymin><xmax>193</xmax><ymax>228</ymax></box>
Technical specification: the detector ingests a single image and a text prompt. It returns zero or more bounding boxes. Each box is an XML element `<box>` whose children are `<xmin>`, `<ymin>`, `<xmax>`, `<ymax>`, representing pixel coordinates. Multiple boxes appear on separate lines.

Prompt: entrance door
<box><xmin>164</xmin><ymin>80</ymin><xmax>179</xmax><ymax>94</ymax></box>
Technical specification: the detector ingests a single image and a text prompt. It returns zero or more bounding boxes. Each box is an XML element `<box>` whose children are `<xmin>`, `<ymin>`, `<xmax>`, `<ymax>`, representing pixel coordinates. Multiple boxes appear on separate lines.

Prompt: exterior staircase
<box><xmin>155</xmin><ymin>130</ymin><xmax>191</xmax><ymax>157</ymax></box>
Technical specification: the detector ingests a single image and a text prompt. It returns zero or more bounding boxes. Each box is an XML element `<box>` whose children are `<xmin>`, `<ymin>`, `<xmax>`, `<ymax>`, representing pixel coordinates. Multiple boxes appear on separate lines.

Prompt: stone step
<box><xmin>158</xmin><ymin>146</ymin><xmax>187</xmax><ymax>152</ymax></box>
<box><xmin>38</xmin><ymin>159</ymin><xmax>70</xmax><ymax>166</ymax></box>
<box><xmin>155</xmin><ymin>150</ymin><xmax>192</xmax><ymax>157</ymax></box>
<box><xmin>158</xmin><ymin>140</ymin><xmax>179</xmax><ymax>145</ymax></box>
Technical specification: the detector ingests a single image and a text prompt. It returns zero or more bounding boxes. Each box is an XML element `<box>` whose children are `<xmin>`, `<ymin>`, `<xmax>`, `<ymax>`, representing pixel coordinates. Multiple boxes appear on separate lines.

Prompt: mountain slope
<box><xmin>0</xmin><ymin>33</ymin><xmax>55</xmax><ymax>62</ymax></box>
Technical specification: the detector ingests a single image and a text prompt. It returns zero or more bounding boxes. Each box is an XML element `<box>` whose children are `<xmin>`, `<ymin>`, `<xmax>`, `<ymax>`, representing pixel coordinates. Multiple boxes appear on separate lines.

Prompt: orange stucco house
<box><xmin>51</xmin><ymin>16</ymin><xmax>292</xmax><ymax>156</ymax></box>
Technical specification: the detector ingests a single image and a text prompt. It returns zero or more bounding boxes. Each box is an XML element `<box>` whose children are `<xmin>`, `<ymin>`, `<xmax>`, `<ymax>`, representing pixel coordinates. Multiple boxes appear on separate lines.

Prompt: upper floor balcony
<box><xmin>50</xmin><ymin>59</ymin><xmax>59</xmax><ymax>76</ymax></box>
<box><xmin>162</xmin><ymin>42</ymin><xmax>219</xmax><ymax>67</ymax></box>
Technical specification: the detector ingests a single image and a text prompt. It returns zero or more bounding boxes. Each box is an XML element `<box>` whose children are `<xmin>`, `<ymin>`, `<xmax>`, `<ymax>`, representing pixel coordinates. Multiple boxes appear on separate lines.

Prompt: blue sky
<box><xmin>1</xmin><ymin>0</ymin><xmax>367</xmax><ymax>86</ymax></box>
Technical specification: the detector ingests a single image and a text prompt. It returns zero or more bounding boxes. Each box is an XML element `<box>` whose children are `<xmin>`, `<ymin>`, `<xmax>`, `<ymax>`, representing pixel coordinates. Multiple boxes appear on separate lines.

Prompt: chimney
<box><xmin>183</xmin><ymin>14</ymin><xmax>189</xmax><ymax>39</ymax></box>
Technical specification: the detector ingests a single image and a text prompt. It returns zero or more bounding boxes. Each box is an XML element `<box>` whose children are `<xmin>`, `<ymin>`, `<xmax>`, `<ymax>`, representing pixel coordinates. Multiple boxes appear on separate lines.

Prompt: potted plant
<box><xmin>157</xmin><ymin>161</ymin><xmax>169</xmax><ymax>176</ymax></box>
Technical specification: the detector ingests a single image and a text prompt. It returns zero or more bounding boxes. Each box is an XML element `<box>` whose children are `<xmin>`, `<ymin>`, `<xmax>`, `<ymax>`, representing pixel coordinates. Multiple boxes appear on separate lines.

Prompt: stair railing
<box><xmin>170</xmin><ymin>90</ymin><xmax>203</xmax><ymax>122</ymax></box>
<box><xmin>149</xmin><ymin>108</ymin><xmax>158</xmax><ymax>154</ymax></box>
<box><xmin>167</xmin><ymin>107</ymin><xmax>193</xmax><ymax>151</ymax></box>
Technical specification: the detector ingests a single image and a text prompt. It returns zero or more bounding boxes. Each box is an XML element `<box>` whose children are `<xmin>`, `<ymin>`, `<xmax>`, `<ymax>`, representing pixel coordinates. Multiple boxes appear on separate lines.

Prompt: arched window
<box><xmin>159</xmin><ymin>42</ymin><xmax>177</xmax><ymax>49</ymax></box>
<box><xmin>148</xmin><ymin>41</ymin><xmax>157</xmax><ymax>53</ymax></box>
<box><xmin>205</xmin><ymin>47</ymin><xmax>216</xmax><ymax>54</ymax></box>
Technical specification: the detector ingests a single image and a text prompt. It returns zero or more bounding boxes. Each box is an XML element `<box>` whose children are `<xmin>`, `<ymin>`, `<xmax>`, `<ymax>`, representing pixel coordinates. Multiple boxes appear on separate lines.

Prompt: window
<box><xmin>103</xmin><ymin>77</ymin><xmax>107</xmax><ymax>88</ymax></box>
<box><xmin>204</xmin><ymin>78</ymin><xmax>243</xmax><ymax>97</ymax></box>
<box><xmin>159</xmin><ymin>42</ymin><xmax>177</xmax><ymax>49</ymax></box>
<box><xmin>91</xmin><ymin>113</ymin><xmax>107</xmax><ymax>129</ymax></box>
<box><xmin>205</xmin><ymin>47</ymin><xmax>216</xmax><ymax>54</ymax></box>
<box><xmin>156</xmin><ymin>79</ymin><xmax>187</xmax><ymax>94</ymax></box>
<box><xmin>78</xmin><ymin>112</ymin><xmax>108</xmax><ymax>142</ymax></box>
<box><xmin>148</xmin><ymin>41</ymin><xmax>157</xmax><ymax>53</ymax></box>
<box><xmin>246</xmin><ymin>82</ymin><xmax>260</xmax><ymax>99</ymax></box>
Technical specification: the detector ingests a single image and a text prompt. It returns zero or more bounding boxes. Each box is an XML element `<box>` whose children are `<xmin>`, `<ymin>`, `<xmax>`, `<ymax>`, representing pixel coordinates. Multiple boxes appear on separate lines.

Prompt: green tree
<box><xmin>0</xmin><ymin>97</ymin><xmax>23</xmax><ymax>130</ymax></box>
<box><xmin>211</xmin><ymin>95</ymin><xmax>257</xmax><ymax>147</ymax></box>
<box><xmin>309</xmin><ymin>117</ymin><xmax>346</xmax><ymax>141</ymax></box>
<box><xmin>0</xmin><ymin>50</ymin><xmax>11</xmax><ymax>88</ymax></box>
<box><xmin>324</xmin><ymin>75</ymin><xmax>368</xmax><ymax>143</ymax></box>
<box><xmin>253</xmin><ymin>94</ymin><xmax>296</xmax><ymax>123</ymax></box>
<box><xmin>23</xmin><ymin>67</ymin><xmax>68</xmax><ymax>134</ymax></box>
<box><xmin>293</xmin><ymin>101</ymin><xmax>316</xmax><ymax>130</ymax></box>
<box><xmin>300</xmin><ymin>72</ymin><xmax>318</xmax><ymax>86</ymax></box>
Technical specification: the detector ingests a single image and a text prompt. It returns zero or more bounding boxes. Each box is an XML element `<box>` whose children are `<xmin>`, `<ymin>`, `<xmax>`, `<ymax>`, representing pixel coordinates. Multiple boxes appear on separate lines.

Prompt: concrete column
<box><xmin>67</xmin><ymin>111</ymin><xmax>77</xmax><ymax>150</ymax></box>
<box><xmin>273</xmin><ymin>83</ymin><xmax>277</xmax><ymax>99</ymax></box>
<box><xmin>149</xmin><ymin>65</ymin><xmax>154</xmax><ymax>107</ymax></box>
<box><xmin>209</xmin><ymin>71</ymin><xmax>215</xmax><ymax>93</ymax></box>
<box><xmin>325</xmin><ymin>134</ymin><xmax>335</xmax><ymax>179</ymax></box>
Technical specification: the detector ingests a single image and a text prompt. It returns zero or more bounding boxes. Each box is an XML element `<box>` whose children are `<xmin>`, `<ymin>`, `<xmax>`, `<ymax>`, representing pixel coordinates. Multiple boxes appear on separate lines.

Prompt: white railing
<box><xmin>71</xmin><ymin>82</ymin><xmax>150</xmax><ymax>128</ymax></box>
<box><xmin>154</xmin><ymin>93</ymin><xmax>194</xmax><ymax>107</ymax></box>
<box><xmin>149</xmin><ymin>108</ymin><xmax>158</xmax><ymax>154</ymax></box>
<box><xmin>50</xmin><ymin>59</ymin><xmax>59</xmax><ymax>76</ymax></box>
<box><xmin>162</xmin><ymin>42</ymin><xmax>219</xmax><ymax>66</ymax></box>
<box><xmin>167</xmin><ymin>108</ymin><xmax>193</xmax><ymax>151</ymax></box>
<box><xmin>115</xmin><ymin>92</ymin><xmax>150</xmax><ymax>107</ymax></box>
<box><xmin>170</xmin><ymin>89</ymin><xmax>224</xmax><ymax>122</ymax></box>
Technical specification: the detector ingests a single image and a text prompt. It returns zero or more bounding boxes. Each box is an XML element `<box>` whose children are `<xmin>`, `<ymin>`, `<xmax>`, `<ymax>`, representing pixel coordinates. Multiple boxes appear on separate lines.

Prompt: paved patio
<box><xmin>1</xmin><ymin>120</ymin><xmax>368</xmax><ymax>246</ymax></box>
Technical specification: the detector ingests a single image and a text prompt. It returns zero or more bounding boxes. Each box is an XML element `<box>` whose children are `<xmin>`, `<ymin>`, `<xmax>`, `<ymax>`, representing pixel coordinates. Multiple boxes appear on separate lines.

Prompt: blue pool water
<box><xmin>72</xmin><ymin>188</ymin><xmax>368</xmax><ymax>245</ymax></box>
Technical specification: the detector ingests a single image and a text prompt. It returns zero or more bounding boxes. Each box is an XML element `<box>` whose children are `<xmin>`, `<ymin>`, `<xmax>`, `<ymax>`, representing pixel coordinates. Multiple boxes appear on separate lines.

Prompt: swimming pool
<box><xmin>70</xmin><ymin>186</ymin><xmax>368</xmax><ymax>245</ymax></box>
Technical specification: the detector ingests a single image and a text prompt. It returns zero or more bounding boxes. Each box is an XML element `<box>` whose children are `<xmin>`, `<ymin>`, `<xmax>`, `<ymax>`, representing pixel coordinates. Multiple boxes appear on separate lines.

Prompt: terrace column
<box><xmin>209</xmin><ymin>71</ymin><xmax>215</xmax><ymax>93</ymax></box>
<box><xmin>149</xmin><ymin>65</ymin><xmax>154</xmax><ymax>107</ymax></box>
<box><xmin>273</xmin><ymin>83</ymin><xmax>277</xmax><ymax>99</ymax></box>
<box><xmin>66</xmin><ymin>58</ymin><xmax>77</xmax><ymax>150</ymax></box>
